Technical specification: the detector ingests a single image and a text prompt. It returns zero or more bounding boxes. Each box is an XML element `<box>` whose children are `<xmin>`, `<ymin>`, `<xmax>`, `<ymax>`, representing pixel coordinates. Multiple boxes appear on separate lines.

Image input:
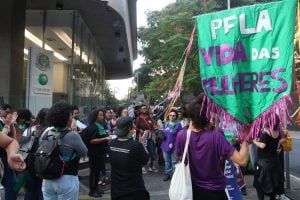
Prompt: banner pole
<box><xmin>284</xmin><ymin>111</ymin><xmax>290</xmax><ymax>190</ymax></box>
<box><xmin>227</xmin><ymin>0</ymin><xmax>231</xmax><ymax>9</ymax></box>
<box><xmin>285</xmin><ymin>0</ymin><xmax>300</xmax><ymax>191</ymax></box>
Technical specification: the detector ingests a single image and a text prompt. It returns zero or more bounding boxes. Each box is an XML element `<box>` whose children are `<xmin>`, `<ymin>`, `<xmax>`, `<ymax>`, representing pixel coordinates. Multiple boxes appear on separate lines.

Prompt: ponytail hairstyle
<box><xmin>187</xmin><ymin>94</ymin><xmax>210</xmax><ymax>130</ymax></box>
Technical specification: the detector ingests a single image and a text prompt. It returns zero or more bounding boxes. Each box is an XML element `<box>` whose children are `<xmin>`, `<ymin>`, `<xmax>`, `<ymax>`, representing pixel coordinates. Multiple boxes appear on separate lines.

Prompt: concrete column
<box><xmin>0</xmin><ymin>0</ymin><xmax>26</xmax><ymax>108</ymax></box>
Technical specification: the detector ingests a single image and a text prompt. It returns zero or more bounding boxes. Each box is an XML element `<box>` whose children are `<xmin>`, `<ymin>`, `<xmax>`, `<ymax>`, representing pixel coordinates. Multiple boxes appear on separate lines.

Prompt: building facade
<box><xmin>0</xmin><ymin>0</ymin><xmax>137</xmax><ymax>115</ymax></box>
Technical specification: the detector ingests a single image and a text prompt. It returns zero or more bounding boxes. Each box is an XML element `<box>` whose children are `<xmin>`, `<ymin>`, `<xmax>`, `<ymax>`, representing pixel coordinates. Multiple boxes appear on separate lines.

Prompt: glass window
<box><xmin>45</xmin><ymin>10</ymin><xmax>73</xmax><ymax>102</ymax></box>
<box><xmin>25</xmin><ymin>10</ymin><xmax>106</xmax><ymax>117</ymax></box>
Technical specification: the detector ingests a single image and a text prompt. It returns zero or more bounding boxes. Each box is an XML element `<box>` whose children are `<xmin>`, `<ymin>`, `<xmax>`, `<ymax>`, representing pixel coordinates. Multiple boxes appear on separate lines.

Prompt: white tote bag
<box><xmin>169</xmin><ymin>129</ymin><xmax>193</xmax><ymax>200</ymax></box>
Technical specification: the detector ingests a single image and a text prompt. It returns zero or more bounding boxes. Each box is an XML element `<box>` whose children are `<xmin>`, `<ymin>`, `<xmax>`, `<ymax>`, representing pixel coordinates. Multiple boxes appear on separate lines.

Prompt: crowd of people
<box><xmin>0</xmin><ymin>94</ymin><xmax>289</xmax><ymax>200</ymax></box>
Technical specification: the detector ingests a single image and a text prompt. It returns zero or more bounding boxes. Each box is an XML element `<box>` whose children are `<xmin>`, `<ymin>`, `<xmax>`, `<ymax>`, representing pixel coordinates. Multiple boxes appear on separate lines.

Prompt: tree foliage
<box><xmin>136</xmin><ymin>0</ymin><xmax>276</xmax><ymax>103</ymax></box>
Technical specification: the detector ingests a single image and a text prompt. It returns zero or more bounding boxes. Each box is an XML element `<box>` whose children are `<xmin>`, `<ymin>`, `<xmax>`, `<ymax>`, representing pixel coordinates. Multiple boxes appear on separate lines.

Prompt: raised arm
<box><xmin>229</xmin><ymin>141</ymin><xmax>249</xmax><ymax>166</ymax></box>
<box><xmin>229</xmin><ymin>126</ymin><xmax>250</xmax><ymax>166</ymax></box>
<box><xmin>0</xmin><ymin>132</ymin><xmax>26</xmax><ymax>171</ymax></box>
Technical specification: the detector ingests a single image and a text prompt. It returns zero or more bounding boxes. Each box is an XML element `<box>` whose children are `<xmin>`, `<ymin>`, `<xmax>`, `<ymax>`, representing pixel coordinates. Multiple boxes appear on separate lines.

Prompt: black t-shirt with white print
<box><xmin>108</xmin><ymin>138</ymin><xmax>149</xmax><ymax>198</ymax></box>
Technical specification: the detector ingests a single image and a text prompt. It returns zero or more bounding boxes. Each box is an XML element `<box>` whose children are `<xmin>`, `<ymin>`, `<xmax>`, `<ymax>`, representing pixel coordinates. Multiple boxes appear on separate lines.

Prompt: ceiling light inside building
<box><xmin>51</xmin><ymin>28</ymin><xmax>93</xmax><ymax>64</ymax></box>
<box><xmin>51</xmin><ymin>28</ymin><xmax>72</xmax><ymax>48</ymax></box>
<box><xmin>25</xmin><ymin>29</ymin><xmax>68</xmax><ymax>61</ymax></box>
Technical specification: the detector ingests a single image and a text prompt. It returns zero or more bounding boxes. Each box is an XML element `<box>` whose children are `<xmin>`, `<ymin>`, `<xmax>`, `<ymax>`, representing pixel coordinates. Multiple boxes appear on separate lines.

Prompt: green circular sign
<box><xmin>38</xmin><ymin>74</ymin><xmax>48</xmax><ymax>85</ymax></box>
<box><xmin>36</xmin><ymin>53</ymin><xmax>50</xmax><ymax>71</ymax></box>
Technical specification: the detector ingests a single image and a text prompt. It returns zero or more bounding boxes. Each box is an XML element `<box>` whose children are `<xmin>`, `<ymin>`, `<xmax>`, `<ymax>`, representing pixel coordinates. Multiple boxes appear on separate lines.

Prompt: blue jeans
<box><xmin>163</xmin><ymin>151</ymin><xmax>176</xmax><ymax>176</ymax></box>
<box><xmin>146</xmin><ymin>139</ymin><xmax>156</xmax><ymax>168</ymax></box>
<box><xmin>1</xmin><ymin>153</ymin><xmax>17</xmax><ymax>200</ymax></box>
<box><xmin>42</xmin><ymin>175</ymin><xmax>79</xmax><ymax>200</ymax></box>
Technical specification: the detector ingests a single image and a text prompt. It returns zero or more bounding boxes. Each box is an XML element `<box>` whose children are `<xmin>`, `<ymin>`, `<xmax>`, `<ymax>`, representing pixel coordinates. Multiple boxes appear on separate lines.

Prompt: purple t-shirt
<box><xmin>175</xmin><ymin>129</ymin><xmax>235</xmax><ymax>191</ymax></box>
<box><xmin>161</xmin><ymin>121</ymin><xmax>182</xmax><ymax>152</ymax></box>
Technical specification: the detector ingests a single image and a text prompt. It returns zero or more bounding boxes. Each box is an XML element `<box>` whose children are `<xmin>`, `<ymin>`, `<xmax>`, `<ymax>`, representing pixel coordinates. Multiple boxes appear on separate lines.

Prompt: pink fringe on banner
<box><xmin>202</xmin><ymin>95</ymin><xmax>294</xmax><ymax>139</ymax></box>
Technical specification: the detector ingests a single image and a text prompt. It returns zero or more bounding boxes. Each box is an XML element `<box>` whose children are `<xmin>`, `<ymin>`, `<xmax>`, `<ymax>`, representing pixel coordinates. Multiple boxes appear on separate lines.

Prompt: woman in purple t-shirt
<box><xmin>161</xmin><ymin>110</ymin><xmax>182</xmax><ymax>181</ymax></box>
<box><xmin>175</xmin><ymin>94</ymin><xmax>250</xmax><ymax>200</ymax></box>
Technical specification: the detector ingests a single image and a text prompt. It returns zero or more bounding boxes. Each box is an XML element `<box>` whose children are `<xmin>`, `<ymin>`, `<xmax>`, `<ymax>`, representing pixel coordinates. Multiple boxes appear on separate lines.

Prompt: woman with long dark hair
<box><xmin>23</xmin><ymin>108</ymin><xmax>49</xmax><ymax>200</ymax></box>
<box><xmin>175</xmin><ymin>94</ymin><xmax>250</xmax><ymax>200</ymax></box>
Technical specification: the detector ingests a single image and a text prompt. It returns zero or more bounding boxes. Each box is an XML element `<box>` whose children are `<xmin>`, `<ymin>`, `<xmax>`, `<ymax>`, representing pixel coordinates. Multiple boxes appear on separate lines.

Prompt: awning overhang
<box><xmin>27</xmin><ymin>0</ymin><xmax>137</xmax><ymax>80</ymax></box>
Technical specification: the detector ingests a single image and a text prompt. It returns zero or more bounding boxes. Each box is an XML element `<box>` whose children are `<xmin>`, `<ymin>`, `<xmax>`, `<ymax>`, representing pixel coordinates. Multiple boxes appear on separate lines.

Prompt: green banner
<box><xmin>196</xmin><ymin>0</ymin><xmax>296</xmax><ymax>124</ymax></box>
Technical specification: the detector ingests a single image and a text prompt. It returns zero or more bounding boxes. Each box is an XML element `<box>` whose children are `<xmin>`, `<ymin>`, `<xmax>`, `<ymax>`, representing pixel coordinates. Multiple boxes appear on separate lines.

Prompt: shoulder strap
<box><xmin>36</xmin><ymin>127</ymin><xmax>47</xmax><ymax>137</ymax></box>
<box><xmin>58</xmin><ymin>130</ymin><xmax>76</xmax><ymax>162</ymax></box>
<box><xmin>57</xmin><ymin>130</ymin><xmax>71</xmax><ymax>146</ymax></box>
<box><xmin>58</xmin><ymin>129</ymin><xmax>70</xmax><ymax>139</ymax></box>
<box><xmin>28</xmin><ymin>126</ymin><xmax>35</xmax><ymax>136</ymax></box>
<box><xmin>182</xmin><ymin>129</ymin><xmax>191</xmax><ymax>163</ymax></box>
<box><xmin>42</xmin><ymin>129</ymin><xmax>51</xmax><ymax>140</ymax></box>
<box><xmin>42</xmin><ymin>129</ymin><xmax>70</xmax><ymax>140</ymax></box>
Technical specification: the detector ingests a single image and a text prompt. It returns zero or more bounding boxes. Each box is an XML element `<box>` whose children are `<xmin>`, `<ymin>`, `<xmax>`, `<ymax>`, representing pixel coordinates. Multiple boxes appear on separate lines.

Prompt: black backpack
<box><xmin>23</xmin><ymin>127</ymin><xmax>47</xmax><ymax>176</ymax></box>
<box><xmin>34</xmin><ymin>129</ymin><xmax>70</xmax><ymax>180</ymax></box>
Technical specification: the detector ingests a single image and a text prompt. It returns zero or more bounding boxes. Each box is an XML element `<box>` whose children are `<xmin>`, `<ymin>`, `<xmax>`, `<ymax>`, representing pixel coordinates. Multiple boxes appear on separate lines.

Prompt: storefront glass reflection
<box><xmin>24</xmin><ymin>10</ymin><xmax>105</xmax><ymax>116</ymax></box>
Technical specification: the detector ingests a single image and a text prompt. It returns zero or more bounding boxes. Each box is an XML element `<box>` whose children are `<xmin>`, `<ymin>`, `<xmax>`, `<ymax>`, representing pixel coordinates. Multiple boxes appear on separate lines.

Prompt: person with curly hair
<box><xmin>42</xmin><ymin>101</ymin><xmax>87</xmax><ymax>200</ymax></box>
<box><xmin>85</xmin><ymin>109</ymin><xmax>111</xmax><ymax>198</ymax></box>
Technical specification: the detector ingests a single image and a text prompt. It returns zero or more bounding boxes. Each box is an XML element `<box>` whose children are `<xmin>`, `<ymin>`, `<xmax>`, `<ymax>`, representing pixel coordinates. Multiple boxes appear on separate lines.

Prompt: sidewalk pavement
<box><xmin>286</xmin><ymin>173</ymin><xmax>300</xmax><ymax>200</ymax></box>
<box><xmin>1</xmin><ymin>165</ymin><xmax>299</xmax><ymax>199</ymax></box>
<box><xmin>1</xmin><ymin>129</ymin><xmax>300</xmax><ymax>199</ymax></box>
<box><xmin>77</xmin><ymin>166</ymin><xmax>300</xmax><ymax>200</ymax></box>
<box><xmin>286</xmin><ymin>130</ymin><xmax>300</xmax><ymax>199</ymax></box>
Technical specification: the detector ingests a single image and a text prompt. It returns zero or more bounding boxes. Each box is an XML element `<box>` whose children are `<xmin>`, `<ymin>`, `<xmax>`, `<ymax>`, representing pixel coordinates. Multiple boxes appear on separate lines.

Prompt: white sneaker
<box><xmin>148</xmin><ymin>167</ymin><xmax>159</xmax><ymax>173</ymax></box>
<box><xmin>142</xmin><ymin>167</ymin><xmax>148</xmax><ymax>174</ymax></box>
